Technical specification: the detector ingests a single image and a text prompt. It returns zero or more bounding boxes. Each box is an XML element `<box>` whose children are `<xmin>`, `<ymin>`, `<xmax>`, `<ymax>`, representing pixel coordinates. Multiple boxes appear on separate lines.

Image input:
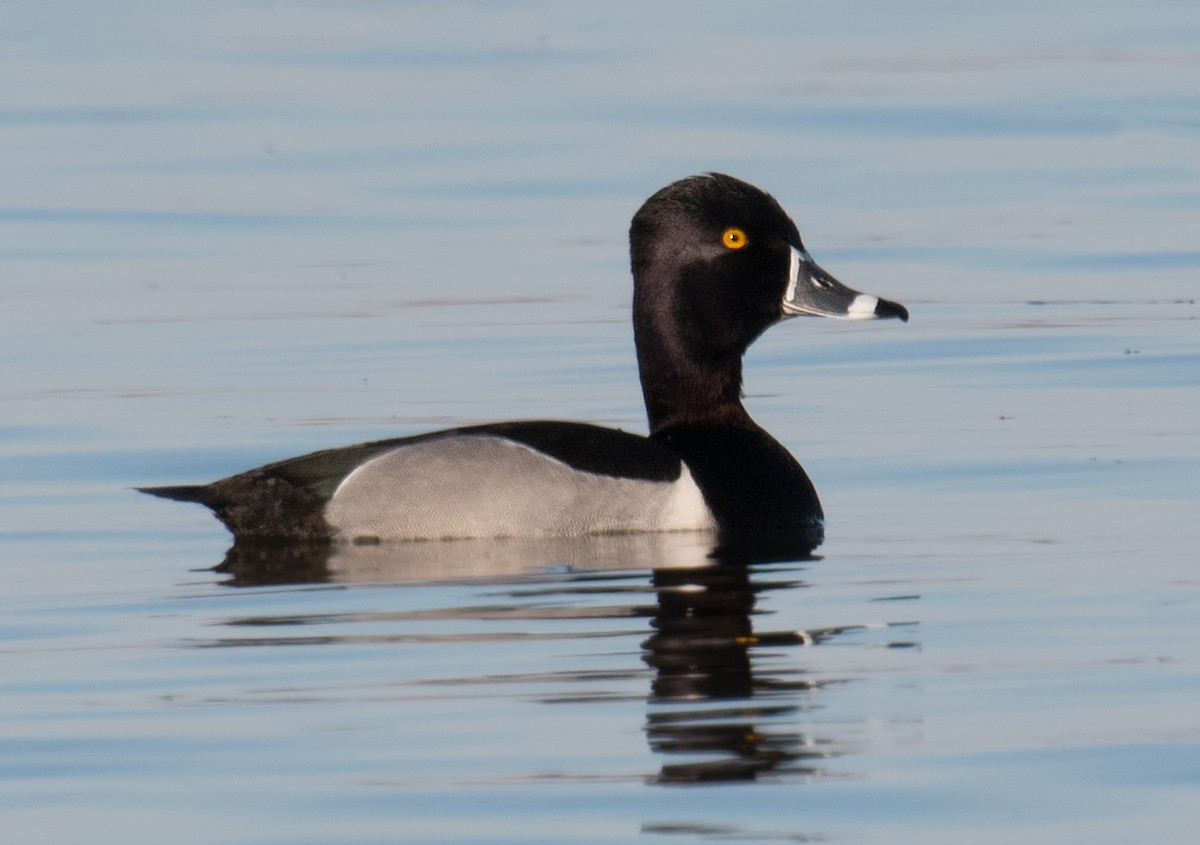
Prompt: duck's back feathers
<box><xmin>141</xmin><ymin>421</ymin><xmax>700</xmax><ymax>542</ymax></box>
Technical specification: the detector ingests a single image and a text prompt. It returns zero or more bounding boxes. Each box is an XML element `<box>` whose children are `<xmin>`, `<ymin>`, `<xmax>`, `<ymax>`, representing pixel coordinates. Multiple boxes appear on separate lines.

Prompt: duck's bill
<box><xmin>781</xmin><ymin>247</ymin><xmax>908</xmax><ymax>322</ymax></box>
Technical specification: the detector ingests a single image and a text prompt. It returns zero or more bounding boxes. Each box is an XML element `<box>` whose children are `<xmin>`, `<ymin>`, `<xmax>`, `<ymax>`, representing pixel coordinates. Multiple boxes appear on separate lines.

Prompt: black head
<box><xmin>629</xmin><ymin>173</ymin><xmax>906</xmax><ymax>432</ymax></box>
<box><xmin>631</xmin><ymin>174</ymin><xmax>801</xmax><ymax>367</ymax></box>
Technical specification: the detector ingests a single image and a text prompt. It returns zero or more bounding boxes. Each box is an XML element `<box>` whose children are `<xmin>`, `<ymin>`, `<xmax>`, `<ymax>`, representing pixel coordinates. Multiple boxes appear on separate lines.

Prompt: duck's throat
<box><xmin>638</xmin><ymin>355</ymin><xmax>751</xmax><ymax>433</ymax></box>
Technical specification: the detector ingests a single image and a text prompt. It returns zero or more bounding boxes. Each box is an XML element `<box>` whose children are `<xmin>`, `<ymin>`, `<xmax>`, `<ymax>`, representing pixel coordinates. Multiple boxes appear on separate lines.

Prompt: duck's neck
<box><xmin>635</xmin><ymin>333</ymin><xmax>753</xmax><ymax>433</ymax></box>
<box><xmin>631</xmin><ymin>250</ymin><xmax>762</xmax><ymax>433</ymax></box>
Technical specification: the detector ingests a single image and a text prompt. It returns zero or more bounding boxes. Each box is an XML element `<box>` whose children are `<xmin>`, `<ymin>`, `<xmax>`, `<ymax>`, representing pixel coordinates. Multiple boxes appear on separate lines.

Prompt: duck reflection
<box><xmin>643</xmin><ymin>536</ymin><xmax>844</xmax><ymax>784</ymax></box>
<box><xmin>203</xmin><ymin>531</ymin><xmax>904</xmax><ymax>786</ymax></box>
<box><xmin>211</xmin><ymin>531</ymin><xmax>725</xmax><ymax>586</ymax></box>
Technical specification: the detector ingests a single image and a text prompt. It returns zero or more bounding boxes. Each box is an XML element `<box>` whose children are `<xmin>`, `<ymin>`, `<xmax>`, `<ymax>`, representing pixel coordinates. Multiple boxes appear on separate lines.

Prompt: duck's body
<box><xmin>149</xmin><ymin>422</ymin><xmax>716</xmax><ymax>541</ymax></box>
<box><xmin>143</xmin><ymin>174</ymin><xmax>907</xmax><ymax>545</ymax></box>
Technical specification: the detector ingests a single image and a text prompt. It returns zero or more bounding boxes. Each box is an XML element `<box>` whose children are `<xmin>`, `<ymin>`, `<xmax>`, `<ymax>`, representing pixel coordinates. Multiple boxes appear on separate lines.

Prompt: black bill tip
<box><xmin>875</xmin><ymin>298</ymin><xmax>909</xmax><ymax>322</ymax></box>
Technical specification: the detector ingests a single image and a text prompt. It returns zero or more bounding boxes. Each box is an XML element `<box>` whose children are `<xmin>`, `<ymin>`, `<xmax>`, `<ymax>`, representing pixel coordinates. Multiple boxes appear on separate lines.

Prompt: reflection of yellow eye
<box><xmin>722</xmin><ymin>227</ymin><xmax>748</xmax><ymax>250</ymax></box>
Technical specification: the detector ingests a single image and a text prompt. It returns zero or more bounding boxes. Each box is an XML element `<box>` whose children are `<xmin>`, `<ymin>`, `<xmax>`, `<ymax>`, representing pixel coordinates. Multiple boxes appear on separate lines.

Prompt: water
<box><xmin>3</xmin><ymin>2</ymin><xmax>1199</xmax><ymax>843</ymax></box>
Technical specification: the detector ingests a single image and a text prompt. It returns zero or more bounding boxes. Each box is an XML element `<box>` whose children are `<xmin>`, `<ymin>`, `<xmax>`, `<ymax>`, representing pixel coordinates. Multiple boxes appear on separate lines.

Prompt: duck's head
<box><xmin>630</xmin><ymin>173</ymin><xmax>908</xmax><ymax>430</ymax></box>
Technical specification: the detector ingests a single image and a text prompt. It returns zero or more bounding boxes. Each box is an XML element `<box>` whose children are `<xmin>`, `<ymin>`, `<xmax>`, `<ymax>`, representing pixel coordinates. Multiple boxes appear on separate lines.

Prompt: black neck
<box><xmin>636</xmin><ymin>347</ymin><xmax>751</xmax><ymax>432</ymax></box>
<box><xmin>632</xmin><ymin>268</ymin><xmax>754</xmax><ymax>432</ymax></box>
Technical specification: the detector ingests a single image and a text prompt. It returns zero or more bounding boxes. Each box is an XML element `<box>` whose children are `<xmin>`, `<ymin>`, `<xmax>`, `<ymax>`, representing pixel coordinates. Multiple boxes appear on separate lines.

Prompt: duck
<box><xmin>141</xmin><ymin>174</ymin><xmax>907</xmax><ymax>547</ymax></box>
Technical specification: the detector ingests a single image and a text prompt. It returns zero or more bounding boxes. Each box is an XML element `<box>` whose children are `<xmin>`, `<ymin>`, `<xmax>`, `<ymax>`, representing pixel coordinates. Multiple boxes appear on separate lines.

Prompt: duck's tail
<box><xmin>138</xmin><ymin>477</ymin><xmax>333</xmax><ymax>542</ymax></box>
<box><xmin>136</xmin><ymin>484</ymin><xmax>219</xmax><ymax>506</ymax></box>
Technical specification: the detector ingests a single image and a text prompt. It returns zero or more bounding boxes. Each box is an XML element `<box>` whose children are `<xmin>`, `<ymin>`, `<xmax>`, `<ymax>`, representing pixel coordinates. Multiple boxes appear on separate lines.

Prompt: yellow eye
<box><xmin>721</xmin><ymin>227</ymin><xmax>748</xmax><ymax>250</ymax></box>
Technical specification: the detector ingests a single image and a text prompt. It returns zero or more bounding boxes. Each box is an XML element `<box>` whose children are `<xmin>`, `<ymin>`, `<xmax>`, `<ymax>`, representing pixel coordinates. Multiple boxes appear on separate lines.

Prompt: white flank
<box><xmin>325</xmin><ymin>435</ymin><xmax>716</xmax><ymax>542</ymax></box>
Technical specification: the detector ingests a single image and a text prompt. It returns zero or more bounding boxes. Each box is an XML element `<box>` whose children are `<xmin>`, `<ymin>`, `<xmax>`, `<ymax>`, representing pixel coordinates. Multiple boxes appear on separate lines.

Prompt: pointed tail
<box><xmin>137</xmin><ymin>484</ymin><xmax>219</xmax><ymax>506</ymax></box>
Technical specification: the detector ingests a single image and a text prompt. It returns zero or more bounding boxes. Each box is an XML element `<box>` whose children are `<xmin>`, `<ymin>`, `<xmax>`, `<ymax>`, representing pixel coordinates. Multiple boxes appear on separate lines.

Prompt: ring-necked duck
<box><xmin>142</xmin><ymin>174</ymin><xmax>907</xmax><ymax>546</ymax></box>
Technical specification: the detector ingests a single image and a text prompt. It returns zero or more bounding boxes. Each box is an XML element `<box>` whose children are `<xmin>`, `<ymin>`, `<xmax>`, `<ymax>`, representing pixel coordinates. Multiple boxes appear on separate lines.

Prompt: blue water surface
<box><xmin>2</xmin><ymin>2</ymin><xmax>1198</xmax><ymax>844</ymax></box>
